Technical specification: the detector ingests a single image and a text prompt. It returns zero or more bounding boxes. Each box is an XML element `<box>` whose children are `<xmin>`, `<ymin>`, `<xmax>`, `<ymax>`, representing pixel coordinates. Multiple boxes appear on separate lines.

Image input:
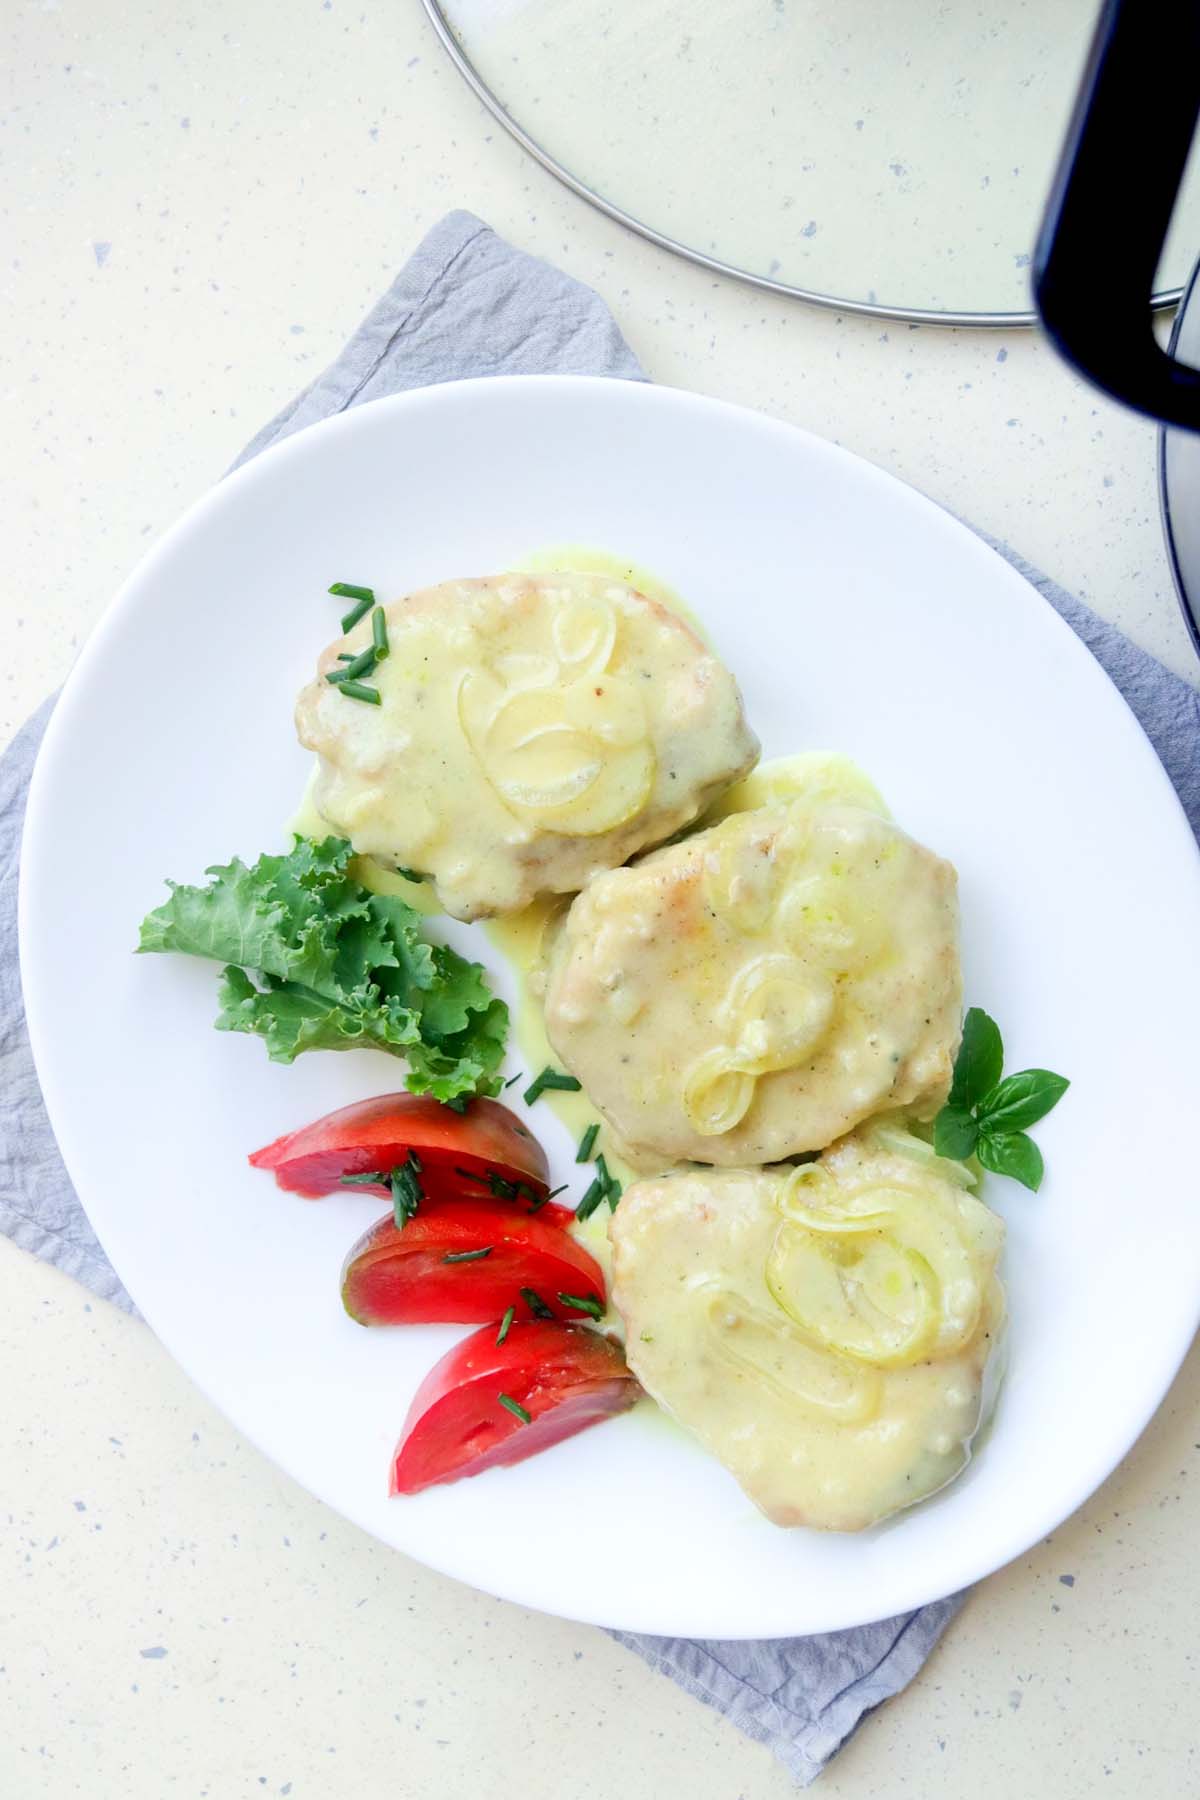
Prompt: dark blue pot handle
<box><xmin>1034</xmin><ymin>0</ymin><xmax>1200</xmax><ymax>431</ymax></box>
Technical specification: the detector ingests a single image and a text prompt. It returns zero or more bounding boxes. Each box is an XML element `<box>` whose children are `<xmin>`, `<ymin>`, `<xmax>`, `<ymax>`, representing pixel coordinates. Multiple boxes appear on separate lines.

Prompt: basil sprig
<box><xmin>933</xmin><ymin>1007</ymin><xmax>1069</xmax><ymax>1192</ymax></box>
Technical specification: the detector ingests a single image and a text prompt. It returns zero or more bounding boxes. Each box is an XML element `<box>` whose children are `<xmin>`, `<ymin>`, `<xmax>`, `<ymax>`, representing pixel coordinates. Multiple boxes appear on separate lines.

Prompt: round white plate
<box><xmin>20</xmin><ymin>376</ymin><xmax>1200</xmax><ymax>1638</ymax></box>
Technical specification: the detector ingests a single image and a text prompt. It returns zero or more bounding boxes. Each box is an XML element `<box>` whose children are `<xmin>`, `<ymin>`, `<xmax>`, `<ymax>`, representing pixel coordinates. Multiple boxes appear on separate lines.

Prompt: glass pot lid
<box><xmin>425</xmin><ymin>0</ymin><xmax>1200</xmax><ymax>324</ymax></box>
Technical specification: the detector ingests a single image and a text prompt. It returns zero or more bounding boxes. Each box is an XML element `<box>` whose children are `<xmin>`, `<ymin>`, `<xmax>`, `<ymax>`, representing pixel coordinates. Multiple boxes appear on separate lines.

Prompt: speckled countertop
<box><xmin>3</xmin><ymin>3</ymin><xmax>1198</xmax><ymax>1796</ymax></box>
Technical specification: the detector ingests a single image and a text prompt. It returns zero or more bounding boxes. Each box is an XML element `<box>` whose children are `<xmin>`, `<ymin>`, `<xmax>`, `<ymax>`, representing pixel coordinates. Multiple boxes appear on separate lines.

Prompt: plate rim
<box><xmin>19</xmin><ymin>372</ymin><xmax>1200</xmax><ymax>1636</ymax></box>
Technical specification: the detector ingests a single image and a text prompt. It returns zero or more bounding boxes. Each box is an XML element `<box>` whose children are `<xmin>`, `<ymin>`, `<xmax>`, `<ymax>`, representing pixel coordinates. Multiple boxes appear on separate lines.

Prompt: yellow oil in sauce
<box><xmin>288</xmin><ymin>764</ymin><xmax>439</xmax><ymax>915</ymax></box>
<box><xmin>706</xmin><ymin>749</ymin><xmax>889</xmax><ymax>822</ymax></box>
<box><xmin>510</xmin><ymin>543</ymin><xmax>710</xmax><ymax>643</ymax></box>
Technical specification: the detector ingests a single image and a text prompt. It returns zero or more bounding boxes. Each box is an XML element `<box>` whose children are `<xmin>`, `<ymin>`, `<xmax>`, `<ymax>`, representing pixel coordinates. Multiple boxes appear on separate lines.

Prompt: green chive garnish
<box><xmin>338</xmin><ymin>680</ymin><xmax>381</xmax><ymax>705</ymax></box>
<box><xmin>326</xmin><ymin>649</ymin><xmax>377</xmax><ymax>685</ymax></box>
<box><xmin>442</xmin><ymin>1246</ymin><xmax>493</xmax><ymax>1264</ymax></box>
<box><xmin>496</xmin><ymin>1305</ymin><xmax>515</xmax><ymax>1346</ymax></box>
<box><xmin>576</xmin><ymin>1123</ymin><xmax>600</xmax><ymax>1163</ymax></box>
<box><xmin>498</xmin><ymin>1392</ymin><xmax>532</xmax><ymax>1425</ymax></box>
<box><xmin>520</xmin><ymin>1286</ymin><xmax>555</xmax><ymax>1320</ymax></box>
<box><xmin>524</xmin><ymin>1182</ymin><xmax>564</xmax><ymax>1215</ymax></box>
<box><xmin>339</xmin><ymin>1170</ymin><xmax>387</xmax><ymax>1187</ymax></box>
<box><xmin>606</xmin><ymin>1178</ymin><xmax>623</xmax><ymax>1212</ymax></box>
<box><xmin>575</xmin><ymin>1173</ymin><xmax>607</xmax><ymax>1222</ymax></box>
<box><xmin>371</xmin><ymin>606</ymin><xmax>389</xmax><ymax>661</ymax></box>
<box><xmin>595</xmin><ymin>1153</ymin><xmax>611</xmax><ymax>1189</ymax></box>
<box><xmin>558</xmin><ymin>1291</ymin><xmax>605</xmax><ymax>1321</ymax></box>
<box><xmin>452</xmin><ymin>1165</ymin><xmax>549</xmax><ymax>1209</ymax></box>
<box><xmin>390</xmin><ymin>1155</ymin><xmax>424</xmax><ymax>1229</ymax></box>
<box><xmin>394</xmin><ymin>866</ymin><xmax>428</xmax><ymax>883</ymax></box>
<box><xmin>337</xmin><ymin>652</ymin><xmax>355</xmax><ymax>662</ymax></box>
<box><xmin>503</xmin><ymin>1072</ymin><xmax>522</xmax><ymax>1089</ymax></box>
<box><xmin>524</xmin><ymin>1066</ymin><xmax>583</xmax><ymax>1105</ymax></box>
<box><xmin>330</xmin><ymin>582</ymin><xmax>375</xmax><ymax>633</ymax></box>
<box><xmin>339</xmin><ymin>598</ymin><xmax>374</xmax><ymax>632</ymax></box>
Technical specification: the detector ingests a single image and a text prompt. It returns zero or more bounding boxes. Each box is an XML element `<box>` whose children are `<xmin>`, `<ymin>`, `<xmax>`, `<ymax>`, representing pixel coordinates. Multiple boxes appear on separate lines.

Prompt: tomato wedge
<box><xmin>342</xmin><ymin>1199</ymin><xmax>604</xmax><ymax>1326</ymax></box>
<box><xmin>390</xmin><ymin>1321</ymin><xmax>639</xmax><ymax>1494</ymax></box>
<box><xmin>249</xmin><ymin>1093</ymin><xmax>548</xmax><ymax>1202</ymax></box>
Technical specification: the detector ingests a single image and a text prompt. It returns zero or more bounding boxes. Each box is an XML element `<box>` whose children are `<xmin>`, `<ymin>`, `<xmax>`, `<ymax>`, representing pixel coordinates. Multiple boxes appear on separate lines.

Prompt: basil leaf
<box><xmin>948</xmin><ymin>1007</ymin><xmax>1004</xmax><ymax>1110</ymax></box>
<box><xmin>977</xmin><ymin>1069</ymin><xmax>1070</xmax><ymax>1135</ymax></box>
<box><xmin>932</xmin><ymin>1104</ymin><xmax>979</xmax><ymax>1162</ymax></box>
<box><xmin>977</xmin><ymin>1129</ymin><xmax>1044</xmax><ymax>1192</ymax></box>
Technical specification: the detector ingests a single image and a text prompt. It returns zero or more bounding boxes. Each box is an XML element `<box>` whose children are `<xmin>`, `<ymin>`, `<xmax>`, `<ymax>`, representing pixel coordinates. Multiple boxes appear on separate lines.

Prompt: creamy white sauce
<box><xmin>294</xmin><ymin>572</ymin><xmax>757</xmax><ymax>922</ymax></box>
<box><xmin>543</xmin><ymin>797</ymin><xmax>961</xmax><ymax>1165</ymax></box>
<box><xmin>611</xmin><ymin>1127</ymin><xmax>1005</xmax><ymax>1531</ymax></box>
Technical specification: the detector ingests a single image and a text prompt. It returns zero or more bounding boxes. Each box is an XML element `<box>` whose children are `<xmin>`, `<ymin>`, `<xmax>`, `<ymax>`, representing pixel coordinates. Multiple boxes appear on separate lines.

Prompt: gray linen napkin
<box><xmin>4</xmin><ymin>211</ymin><xmax>1198</xmax><ymax>1787</ymax></box>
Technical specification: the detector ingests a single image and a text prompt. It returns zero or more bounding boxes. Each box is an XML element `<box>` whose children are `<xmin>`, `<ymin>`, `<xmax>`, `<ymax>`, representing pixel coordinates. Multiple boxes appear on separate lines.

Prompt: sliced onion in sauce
<box><xmin>551</xmin><ymin>591</ymin><xmax>618</xmax><ymax>674</ymax></box>
<box><xmin>701</xmin><ymin>1285</ymin><xmax>882</xmax><ymax>1424</ymax></box>
<box><xmin>767</xmin><ymin>1219</ymin><xmax>942</xmax><ymax>1368</ymax></box>
<box><xmin>681</xmin><ymin>1050</ymin><xmax>757</xmax><ymax>1136</ymax></box>
<box><xmin>562</xmin><ymin>675</ymin><xmax>648</xmax><ymax>747</ymax></box>
<box><xmin>721</xmin><ymin>953</ymin><xmax>835</xmax><ymax>1076</ymax></box>
<box><xmin>863</xmin><ymin>1118</ymin><xmax>978</xmax><ymax>1189</ymax></box>
<box><xmin>774</xmin><ymin>1160</ymin><xmax>997</xmax><ymax>1360</ymax></box>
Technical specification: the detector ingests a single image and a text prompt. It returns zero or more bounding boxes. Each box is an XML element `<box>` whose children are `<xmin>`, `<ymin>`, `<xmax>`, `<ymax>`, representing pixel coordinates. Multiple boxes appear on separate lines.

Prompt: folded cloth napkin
<box><xmin>3</xmin><ymin>211</ymin><xmax>1198</xmax><ymax>1787</ymax></box>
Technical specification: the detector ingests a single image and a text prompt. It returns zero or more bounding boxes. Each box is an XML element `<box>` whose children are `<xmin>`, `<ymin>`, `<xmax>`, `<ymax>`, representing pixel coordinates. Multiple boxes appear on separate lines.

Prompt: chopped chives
<box><xmin>498</xmin><ymin>1392</ymin><xmax>532</xmax><ymax>1425</ymax></box>
<box><xmin>595</xmin><ymin>1153</ymin><xmax>611</xmax><ymax>1190</ymax></box>
<box><xmin>606</xmin><ymin>1177</ymin><xmax>623</xmax><ymax>1212</ymax></box>
<box><xmin>442</xmin><ymin>1246</ymin><xmax>493</xmax><ymax>1264</ymax></box>
<box><xmin>327</xmin><ymin>646</ymin><xmax>377</xmax><ymax>684</ymax></box>
<box><xmin>503</xmin><ymin>1072</ymin><xmax>522</xmax><ymax>1089</ymax></box>
<box><xmin>496</xmin><ymin>1305</ymin><xmax>515</xmax><ymax>1346</ymax></box>
<box><xmin>557</xmin><ymin>1291</ymin><xmax>605</xmax><ymax>1321</ymax></box>
<box><xmin>519</xmin><ymin>1286</ymin><xmax>555</xmax><ymax>1320</ymax></box>
<box><xmin>576</xmin><ymin>1122</ymin><xmax>600</xmax><ymax>1163</ymax></box>
<box><xmin>371</xmin><ymin>606</ymin><xmax>389</xmax><ymax>661</ymax></box>
<box><xmin>330</xmin><ymin>582</ymin><xmax>375</xmax><ymax>633</ymax></box>
<box><xmin>575</xmin><ymin>1173</ymin><xmax>607</xmax><ymax>1222</ymax></box>
<box><xmin>394</xmin><ymin>866</ymin><xmax>428</xmax><ymax>883</ymax></box>
<box><xmin>524</xmin><ymin>1182</ymin><xmax>564</xmax><ymax>1215</ymax></box>
<box><xmin>454</xmin><ymin>1164</ymin><xmax>543</xmax><ymax>1205</ymax></box>
<box><xmin>339</xmin><ymin>597</ymin><xmax>374</xmax><ymax>633</ymax></box>
<box><xmin>337</xmin><ymin>652</ymin><xmax>355</xmax><ymax>662</ymax></box>
<box><xmin>338</xmin><ymin>680</ymin><xmax>382</xmax><ymax>705</ymax></box>
<box><xmin>524</xmin><ymin>1066</ymin><xmax>583</xmax><ymax>1105</ymax></box>
<box><xmin>390</xmin><ymin>1155</ymin><xmax>424</xmax><ymax>1229</ymax></box>
<box><xmin>339</xmin><ymin>1169</ymin><xmax>387</xmax><ymax>1187</ymax></box>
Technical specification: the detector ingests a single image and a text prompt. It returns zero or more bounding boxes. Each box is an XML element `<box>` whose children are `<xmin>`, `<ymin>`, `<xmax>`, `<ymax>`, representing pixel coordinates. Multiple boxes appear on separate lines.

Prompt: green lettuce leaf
<box><xmin>138</xmin><ymin>837</ymin><xmax>508</xmax><ymax>1102</ymax></box>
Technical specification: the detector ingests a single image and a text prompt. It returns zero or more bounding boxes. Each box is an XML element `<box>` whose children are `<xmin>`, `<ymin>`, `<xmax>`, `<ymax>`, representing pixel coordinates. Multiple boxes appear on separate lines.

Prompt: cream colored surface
<box><xmin>4</xmin><ymin>0</ymin><xmax>1199</xmax><ymax>1794</ymax></box>
<box><xmin>612</xmin><ymin>1136</ymin><xmax>1004</xmax><ymax>1530</ymax></box>
<box><xmin>544</xmin><ymin>801</ymin><xmax>961</xmax><ymax>1162</ymax></box>
<box><xmin>295</xmin><ymin>572</ymin><xmax>756</xmax><ymax>918</ymax></box>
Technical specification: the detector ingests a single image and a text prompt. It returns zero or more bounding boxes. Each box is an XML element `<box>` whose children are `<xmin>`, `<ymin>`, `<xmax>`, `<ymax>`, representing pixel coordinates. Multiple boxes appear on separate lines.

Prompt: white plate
<box><xmin>20</xmin><ymin>376</ymin><xmax>1200</xmax><ymax>1638</ymax></box>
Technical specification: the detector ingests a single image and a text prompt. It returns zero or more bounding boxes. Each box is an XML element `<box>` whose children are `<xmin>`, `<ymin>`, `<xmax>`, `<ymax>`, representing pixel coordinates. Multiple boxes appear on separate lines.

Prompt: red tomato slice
<box><xmin>390</xmin><ymin>1321</ymin><xmax>639</xmax><ymax>1494</ymax></box>
<box><xmin>342</xmin><ymin>1199</ymin><xmax>604</xmax><ymax>1326</ymax></box>
<box><xmin>249</xmin><ymin>1093</ymin><xmax>549</xmax><ymax>1202</ymax></box>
